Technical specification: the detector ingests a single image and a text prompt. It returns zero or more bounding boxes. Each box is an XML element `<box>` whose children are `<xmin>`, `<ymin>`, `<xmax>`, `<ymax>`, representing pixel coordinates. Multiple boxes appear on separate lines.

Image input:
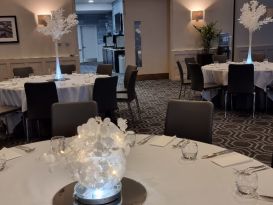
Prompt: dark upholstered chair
<box><xmin>252</xmin><ymin>53</ymin><xmax>265</xmax><ymax>62</ymax></box>
<box><xmin>176</xmin><ymin>61</ymin><xmax>186</xmax><ymax>98</ymax></box>
<box><xmin>0</xmin><ymin>106</ymin><xmax>20</xmax><ymax>135</ymax></box>
<box><xmin>117</xmin><ymin>65</ymin><xmax>137</xmax><ymax>93</ymax></box>
<box><xmin>93</xmin><ymin>76</ymin><xmax>118</xmax><ymax>121</ymax></box>
<box><xmin>52</xmin><ymin>101</ymin><xmax>98</xmax><ymax>137</ymax></box>
<box><xmin>188</xmin><ymin>63</ymin><xmax>221</xmax><ymax>96</ymax></box>
<box><xmin>184</xmin><ymin>57</ymin><xmax>196</xmax><ymax>80</ymax></box>
<box><xmin>61</xmin><ymin>64</ymin><xmax>76</xmax><ymax>74</ymax></box>
<box><xmin>164</xmin><ymin>100</ymin><xmax>214</xmax><ymax>144</ymax></box>
<box><xmin>117</xmin><ymin>70</ymin><xmax>140</xmax><ymax>123</ymax></box>
<box><xmin>13</xmin><ymin>67</ymin><xmax>33</xmax><ymax>78</ymax></box>
<box><xmin>225</xmin><ymin>64</ymin><xmax>255</xmax><ymax>118</ymax></box>
<box><xmin>24</xmin><ymin>82</ymin><xmax>58</xmax><ymax>141</ymax></box>
<box><xmin>213</xmin><ymin>55</ymin><xmax>227</xmax><ymax>63</ymax></box>
<box><xmin>197</xmin><ymin>54</ymin><xmax>213</xmax><ymax>66</ymax></box>
<box><xmin>96</xmin><ymin>64</ymin><xmax>113</xmax><ymax>76</ymax></box>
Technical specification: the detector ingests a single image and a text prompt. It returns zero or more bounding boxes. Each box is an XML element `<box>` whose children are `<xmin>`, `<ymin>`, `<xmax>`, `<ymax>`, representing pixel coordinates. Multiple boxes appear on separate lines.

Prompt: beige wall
<box><xmin>124</xmin><ymin>0</ymin><xmax>169</xmax><ymax>75</ymax></box>
<box><xmin>171</xmin><ymin>0</ymin><xmax>233</xmax><ymax>50</ymax></box>
<box><xmin>0</xmin><ymin>0</ymin><xmax>78</xmax><ymax>59</ymax></box>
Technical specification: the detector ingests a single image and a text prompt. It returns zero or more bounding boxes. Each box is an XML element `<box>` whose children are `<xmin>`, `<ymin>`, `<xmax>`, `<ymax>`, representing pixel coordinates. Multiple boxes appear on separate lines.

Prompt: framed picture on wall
<box><xmin>0</xmin><ymin>16</ymin><xmax>19</xmax><ymax>43</ymax></box>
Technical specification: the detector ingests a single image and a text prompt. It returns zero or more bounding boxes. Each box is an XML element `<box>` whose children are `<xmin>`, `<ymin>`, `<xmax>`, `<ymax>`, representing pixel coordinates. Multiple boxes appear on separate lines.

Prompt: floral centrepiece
<box><xmin>239</xmin><ymin>0</ymin><xmax>273</xmax><ymax>64</ymax></box>
<box><xmin>37</xmin><ymin>8</ymin><xmax>78</xmax><ymax>80</ymax></box>
<box><xmin>63</xmin><ymin>117</ymin><xmax>130</xmax><ymax>202</ymax></box>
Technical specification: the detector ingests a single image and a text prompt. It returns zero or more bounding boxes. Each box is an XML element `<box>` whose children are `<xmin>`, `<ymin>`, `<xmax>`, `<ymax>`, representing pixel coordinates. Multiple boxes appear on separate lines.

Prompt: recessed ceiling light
<box><xmin>88</xmin><ymin>0</ymin><xmax>94</xmax><ymax>3</ymax></box>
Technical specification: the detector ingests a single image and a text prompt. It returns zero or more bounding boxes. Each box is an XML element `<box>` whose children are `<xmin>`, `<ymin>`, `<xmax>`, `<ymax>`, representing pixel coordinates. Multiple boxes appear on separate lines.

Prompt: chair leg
<box><xmin>183</xmin><ymin>85</ymin><xmax>187</xmax><ymax>97</ymax></box>
<box><xmin>253</xmin><ymin>92</ymin><xmax>256</xmax><ymax>119</ymax></box>
<box><xmin>266</xmin><ymin>90</ymin><xmax>268</xmax><ymax>113</ymax></box>
<box><xmin>4</xmin><ymin>116</ymin><xmax>10</xmax><ymax>136</ymax></box>
<box><xmin>127</xmin><ymin>102</ymin><xmax>135</xmax><ymax>124</ymax></box>
<box><xmin>179</xmin><ymin>83</ymin><xmax>182</xmax><ymax>99</ymax></box>
<box><xmin>135</xmin><ymin>95</ymin><xmax>141</xmax><ymax>117</ymax></box>
<box><xmin>26</xmin><ymin>119</ymin><xmax>30</xmax><ymax>142</ymax></box>
<box><xmin>224</xmin><ymin>91</ymin><xmax>228</xmax><ymax>118</ymax></box>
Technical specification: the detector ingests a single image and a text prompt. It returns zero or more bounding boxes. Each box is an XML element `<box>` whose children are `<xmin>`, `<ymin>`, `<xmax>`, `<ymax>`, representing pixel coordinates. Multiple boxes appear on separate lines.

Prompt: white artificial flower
<box><xmin>239</xmin><ymin>0</ymin><xmax>273</xmax><ymax>32</ymax></box>
<box><xmin>117</xmin><ymin>118</ymin><xmax>128</xmax><ymax>132</ymax></box>
<box><xmin>37</xmin><ymin>8</ymin><xmax>78</xmax><ymax>41</ymax></box>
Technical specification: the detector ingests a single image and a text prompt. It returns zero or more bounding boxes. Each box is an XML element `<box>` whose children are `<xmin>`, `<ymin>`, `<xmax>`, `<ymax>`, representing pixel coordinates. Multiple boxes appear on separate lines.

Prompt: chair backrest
<box><xmin>197</xmin><ymin>54</ymin><xmax>213</xmax><ymax>66</ymax></box>
<box><xmin>13</xmin><ymin>67</ymin><xmax>33</xmax><ymax>78</ymax></box>
<box><xmin>188</xmin><ymin>63</ymin><xmax>204</xmax><ymax>92</ymax></box>
<box><xmin>252</xmin><ymin>53</ymin><xmax>265</xmax><ymax>62</ymax></box>
<box><xmin>51</xmin><ymin>101</ymin><xmax>98</xmax><ymax>137</ymax></box>
<box><xmin>24</xmin><ymin>82</ymin><xmax>58</xmax><ymax>120</ymax></box>
<box><xmin>228</xmin><ymin>64</ymin><xmax>254</xmax><ymax>94</ymax></box>
<box><xmin>184</xmin><ymin>57</ymin><xmax>196</xmax><ymax>80</ymax></box>
<box><xmin>61</xmin><ymin>64</ymin><xmax>76</xmax><ymax>74</ymax></box>
<box><xmin>126</xmin><ymin>70</ymin><xmax>138</xmax><ymax>101</ymax></box>
<box><xmin>93</xmin><ymin>76</ymin><xmax>118</xmax><ymax>114</ymax></box>
<box><xmin>164</xmin><ymin>100</ymin><xmax>214</xmax><ymax>144</ymax></box>
<box><xmin>213</xmin><ymin>55</ymin><xmax>227</xmax><ymax>63</ymax></box>
<box><xmin>176</xmin><ymin>61</ymin><xmax>184</xmax><ymax>84</ymax></box>
<box><xmin>124</xmin><ymin>65</ymin><xmax>137</xmax><ymax>88</ymax></box>
<box><xmin>96</xmin><ymin>64</ymin><xmax>113</xmax><ymax>76</ymax></box>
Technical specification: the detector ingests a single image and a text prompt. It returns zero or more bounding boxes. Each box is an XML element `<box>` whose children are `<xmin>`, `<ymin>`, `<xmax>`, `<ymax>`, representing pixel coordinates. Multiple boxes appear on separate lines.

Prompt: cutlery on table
<box><xmin>15</xmin><ymin>145</ymin><xmax>35</xmax><ymax>153</ymax></box>
<box><xmin>172</xmin><ymin>139</ymin><xmax>185</xmax><ymax>148</ymax></box>
<box><xmin>258</xmin><ymin>194</ymin><xmax>273</xmax><ymax>202</ymax></box>
<box><xmin>137</xmin><ymin>135</ymin><xmax>154</xmax><ymax>145</ymax></box>
<box><xmin>201</xmin><ymin>149</ymin><xmax>233</xmax><ymax>159</ymax></box>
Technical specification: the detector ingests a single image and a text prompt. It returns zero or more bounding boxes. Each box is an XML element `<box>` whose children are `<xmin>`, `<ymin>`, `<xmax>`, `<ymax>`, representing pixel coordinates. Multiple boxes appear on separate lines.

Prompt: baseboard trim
<box><xmin>137</xmin><ymin>73</ymin><xmax>169</xmax><ymax>80</ymax></box>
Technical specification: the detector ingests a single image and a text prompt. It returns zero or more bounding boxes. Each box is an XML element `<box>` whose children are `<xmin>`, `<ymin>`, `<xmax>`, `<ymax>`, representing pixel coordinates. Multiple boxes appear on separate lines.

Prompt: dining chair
<box><xmin>61</xmin><ymin>64</ymin><xmax>76</xmax><ymax>74</ymax></box>
<box><xmin>117</xmin><ymin>70</ymin><xmax>140</xmax><ymax>123</ymax></box>
<box><xmin>117</xmin><ymin>65</ymin><xmax>137</xmax><ymax>93</ymax></box>
<box><xmin>176</xmin><ymin>61</ymin><xmax>186</xmax><ymax>98</ymax></box>
<box><xmin>213</xmin><ymin>54</ymin><xmax>227</xmax><ymax>63</ymax></box>
<box><xmin>184</xmin><ymin>57</ymin><xmax>196</xmax><ymax>80</ymax></box>
<box><xmin>96</xmin><ymin>64</ymin><xmax>113</xmax><ymax>76</ymax></box>
<box><xmin>271</xmin><ymin>152</ymin><xmax>273</xmax><ymax>168</ymax></box>
<box><xmin>0</xmin><ymin>105</ymin><xmax>21</xmax><ymax>135</ymax></box>
<box><xmin>51</xmin><ymin>101</ymin><xmax>98</xmax><ymax>137</ymax></box>
<box><xmin>188</xmin><ymin>63</ymin><xmax>221</xmax><ymax>98</ymax></box>
<box><xmin>252</xmin><ymin>53</ymin><xmax>265</xmax><ymax>62</ymax></box>
<box><xmin>93</xmin><ymin>76</ymin><xmax>118</xmax><ymax>122</ymax></box>
<box><xmin>24</xmin><ymin>82</ymin><xmax>59</xmax><ymax>141</ymax></box>
<box><xmin>13</xmin><ymin>67</ymin><xmax>33</xmax><ymax>78</ymax></box>
<box><xmin>164</xmin><ymin>100</ymin><xmax>214</xmax><ymax>144</ymax></box>
<box><xmin>224</xmin><ymin>64</ymin><xmax>255</xmax><ymax>118</ymax></box>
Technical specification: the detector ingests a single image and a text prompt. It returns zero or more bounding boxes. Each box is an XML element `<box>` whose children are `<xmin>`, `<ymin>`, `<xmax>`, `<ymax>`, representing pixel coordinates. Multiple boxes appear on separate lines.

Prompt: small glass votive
<box><xmin>264</xmin><ymin>58</ymin><xmax>269</xmax><ymax>63</ymax></box>
<box><xmin>181</xmin><ymin>141</ymin><xmax>198</xmax><ymax>160</ymax></box>
<box><xmin>51</xmin><ymin>136</ymin><xmax>66</xmax><ymax>155</ymax></box>
<box><xmin>0</xmin><ymin>154</ymin><xmax>7</xmax><ymax>171</ymax></box>
<box><xmin>126</xmin><ymin>131</ymin><xmax>136</xmax><ymax>147</ymax></box>
<box><xmin>235</xmin><ymin>171</ymin><xmax>258</xmax><ymax>198</ymax></box>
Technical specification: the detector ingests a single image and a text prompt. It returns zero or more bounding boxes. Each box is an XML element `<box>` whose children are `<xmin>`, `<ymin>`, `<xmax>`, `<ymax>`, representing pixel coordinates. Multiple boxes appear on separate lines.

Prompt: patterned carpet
<box><xmin>118</xmin><ymin>79</ymin><xmax>273</xmax><ymax>166</ymax></box>
<box><xmin>0</xmin><ymin>79</ymin><xmax>272</xmax><ymax>166</ymax></box>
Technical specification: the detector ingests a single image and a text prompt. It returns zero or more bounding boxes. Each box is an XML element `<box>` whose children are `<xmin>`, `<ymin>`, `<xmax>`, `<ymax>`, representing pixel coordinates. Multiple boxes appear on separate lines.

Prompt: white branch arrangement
<box><xmin>238</xmin><ymin>0</ymin><xmax>273</xmax><ymax>63</ymax></box>
<box><xmin>239</xmin><ymin>0</ymin><xmax>273</xmax><ymax>32</ymax></box>
<box><xmin>37</xmin><ymin>8</ymin><xmax>78</xmax><ymax>41</ymax></box>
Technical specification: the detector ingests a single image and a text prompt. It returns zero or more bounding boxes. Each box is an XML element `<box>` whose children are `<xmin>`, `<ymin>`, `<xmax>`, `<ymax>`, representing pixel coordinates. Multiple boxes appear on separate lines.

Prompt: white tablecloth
<box><xmin>0</xmin><ymin>135</ymin><xmax>272</xmax><ymax>205</ymax></box>
<box><xmin>201</xmin><ymin>62</ymin><xmax>273</xmax><ymax>100</ymax></box>
<box><xmin>0</xmin><ymin>74</ymin><xmax>107</xmax><ymax>131</ymax></box>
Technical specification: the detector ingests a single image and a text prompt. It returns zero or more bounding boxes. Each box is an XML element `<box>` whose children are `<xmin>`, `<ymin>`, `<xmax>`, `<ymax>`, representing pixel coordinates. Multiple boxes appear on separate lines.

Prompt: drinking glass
<box><xmin>264</xmin><ymin>58</ymin><xmax>269</xmax><ymax>63</ymax></box>
<box><xmin>126</xmin><ymin>131</ymin><xmax>136</xmax><ymax>147</ymax></box>
<box><xmin>181</xmin><ymin>141</ymin><xmax>198</xmax><ymax>160</ymax></box>
<box><xmin>0</xmin><ymin>154</ymin><xmax>6</xmax><ymax>171</ymax></box>
<box><xmin>51</xmin><ymin>136</ymin><xmax>66</xmax><ymax>155</ymax></box>
<box><xmin>235</xmin><ymin>171</ymin><xmax>258</xmax><ymax>198</ymax></box>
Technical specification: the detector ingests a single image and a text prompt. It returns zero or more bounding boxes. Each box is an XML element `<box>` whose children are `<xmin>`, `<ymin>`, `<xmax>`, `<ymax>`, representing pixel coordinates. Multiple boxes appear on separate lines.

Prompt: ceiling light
<box><xmin>88</xmin><ymin>0</ymin><xmax>94</xmax><ymax>3</ymax></box>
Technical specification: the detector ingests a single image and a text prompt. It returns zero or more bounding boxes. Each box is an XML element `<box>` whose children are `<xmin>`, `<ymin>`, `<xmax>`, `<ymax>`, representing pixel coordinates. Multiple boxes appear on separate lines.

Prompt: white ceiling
<box><xmin>75</xmin><ymin>0</ymin><xmax>115</xmax><ymax>4</ymax></box>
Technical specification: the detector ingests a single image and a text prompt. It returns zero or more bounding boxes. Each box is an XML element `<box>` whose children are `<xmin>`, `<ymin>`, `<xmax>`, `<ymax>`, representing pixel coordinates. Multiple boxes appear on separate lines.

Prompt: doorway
<box><xmin>78</xmin><ymin>25</ymin><xmax>99</xmax><ymax>63</ymax></box>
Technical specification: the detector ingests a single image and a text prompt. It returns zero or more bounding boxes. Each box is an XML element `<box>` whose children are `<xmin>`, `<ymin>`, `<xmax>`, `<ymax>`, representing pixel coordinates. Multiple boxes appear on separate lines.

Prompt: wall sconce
<box><xmin>191</xmin><ymin>10</ymin><xmax>204</xmax><ymax>21</ymax></box>
<box><xmin>37</xmin><ymin>15</ymin><xmax>51</xmax><ymax>26</ymax></box>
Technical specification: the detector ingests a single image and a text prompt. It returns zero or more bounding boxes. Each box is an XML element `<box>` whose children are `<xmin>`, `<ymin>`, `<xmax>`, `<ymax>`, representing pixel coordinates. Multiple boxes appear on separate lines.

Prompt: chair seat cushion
<box><xmin>203</xmin><ymin>83</ymin><xmax>222</xmax><ymax>90</ymax></box>
<box><xmin>0</xmin><ymin>106</ymin><xmax>20</xmax><ymax>116</ymax></box>
<box><xmin>116</xmin><ymin>93</ymin><xmax>129</xmax><ymax>101</ymax></box>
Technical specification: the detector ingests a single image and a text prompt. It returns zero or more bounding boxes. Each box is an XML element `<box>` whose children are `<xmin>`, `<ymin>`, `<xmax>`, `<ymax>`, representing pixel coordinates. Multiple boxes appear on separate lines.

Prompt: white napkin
<box><xmin>210</xmin><ymin>152</ymin><xmax>252</xmax><ymax>167</ymax></box>
<box><xmin>149</xmin><ymin>135</ymin><xmax>174</xmax><ymax>147</ymax></box>
<box><xmin>0</xmin><ymin>147</ymin><xmax>22</xmax><ymax>160</ymax></box>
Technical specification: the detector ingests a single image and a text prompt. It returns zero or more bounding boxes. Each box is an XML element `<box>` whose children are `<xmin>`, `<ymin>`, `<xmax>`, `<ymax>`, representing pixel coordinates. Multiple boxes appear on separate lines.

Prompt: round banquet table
<box><xmin>0</xmin><ymin>135</ymin><xmax>272</xmax><ymax>205</ymax></box>
<box><xmin>0</xmin><ymin>73</ymin><xmax>108</xmax><ymax>131</ymax></box>
<box><xmin>201</xmin><ymin>62</ymin><xmax>273</xmax><ymax>101</ymax></box>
